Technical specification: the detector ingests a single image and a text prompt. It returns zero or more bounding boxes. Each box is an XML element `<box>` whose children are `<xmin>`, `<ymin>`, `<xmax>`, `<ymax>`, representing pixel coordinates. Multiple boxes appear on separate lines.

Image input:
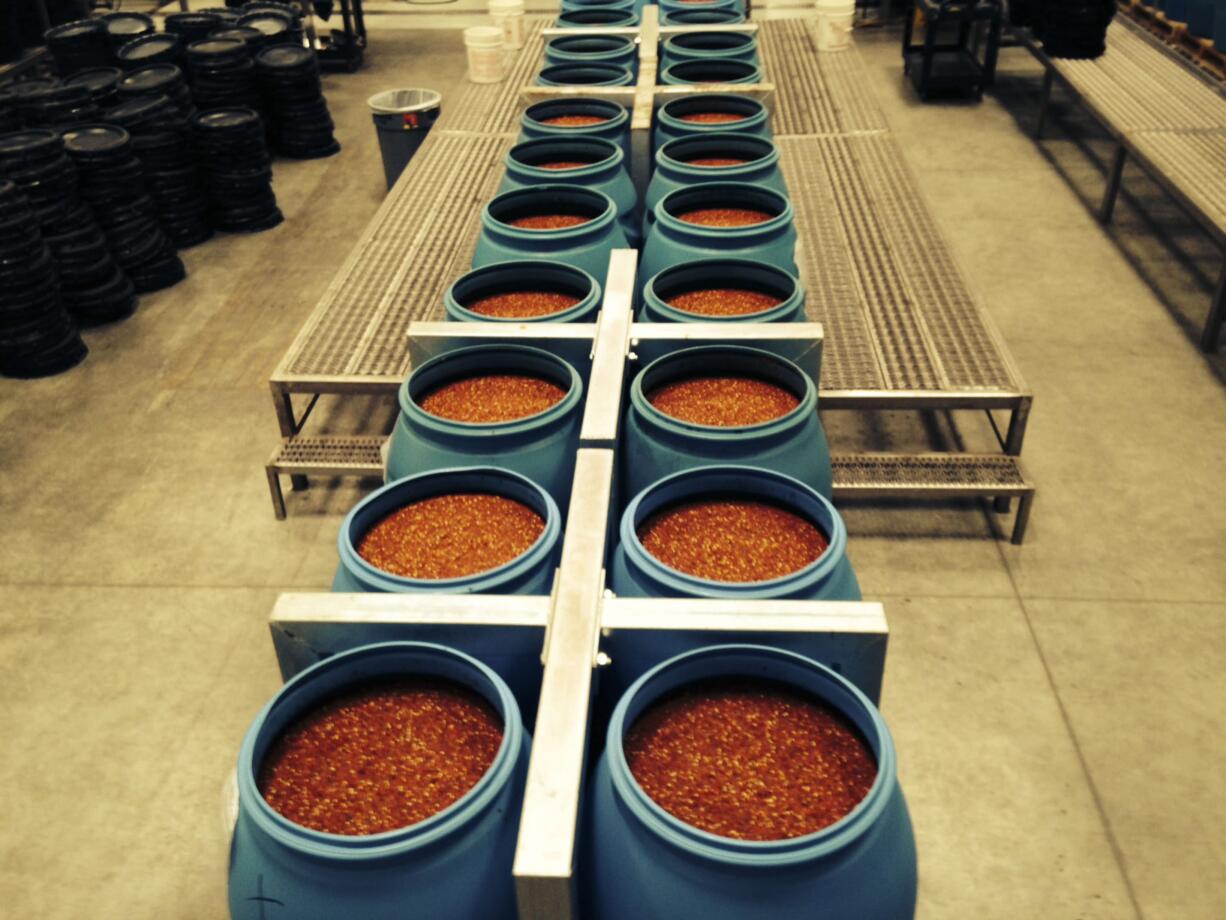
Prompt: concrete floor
<box><xmin>1</xmin><ymin>24</ymin><xmax>1224</xmax><ymax>920</ymax></box>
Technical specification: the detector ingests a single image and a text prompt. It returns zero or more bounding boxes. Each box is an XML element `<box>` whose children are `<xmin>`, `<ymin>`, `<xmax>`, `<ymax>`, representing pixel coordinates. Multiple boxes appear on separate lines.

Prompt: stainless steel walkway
<box><xmin>1022</xmin><ymin>20</ymin><xmax>1226</xmax><ymax>350</ymax></box>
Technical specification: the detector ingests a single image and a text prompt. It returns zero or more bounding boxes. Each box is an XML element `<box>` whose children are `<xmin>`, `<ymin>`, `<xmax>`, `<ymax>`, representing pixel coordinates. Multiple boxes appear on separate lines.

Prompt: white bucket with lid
<box><xmin>465</xmin><ymin>25</ymin><xmax>506</xmax><ymax>83</ymax></box>
<box><xmin>490</xmin><ymin>0</ymin><xmax>525</xmax><ymax>50</ymax></box>
<box><xmin>815</xmin><ymin>0</ymin><xmax>855</xmax><ymax>52</ymax></box>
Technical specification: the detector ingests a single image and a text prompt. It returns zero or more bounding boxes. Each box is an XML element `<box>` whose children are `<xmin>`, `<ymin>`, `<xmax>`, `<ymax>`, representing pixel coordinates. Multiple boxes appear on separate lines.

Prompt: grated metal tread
<box><xmin>1130</xmin><ymin>127</ymin><xmax>1226</xmax><ymax>232</ymax></box>
<box><xmin>757</xmin><ymin>20</ymin><xmax>889</xmax><ymax>137</ymax></box>
<box><xmin>270</xmin><ymin>436</ymin><xmax>384</xmax><ymax>470</ymax></box>
<box><xmin>831</xmin><ymin>452</ymin><xmax>1031</xmax><ymax>491</ymax></box>
<box><xmin>279</xmin><ymin>132</ymin><xmax>510</xmax><ymax>379</ymax></box>
<box><xmin>437</xmin><ymin>19</ymin><xmax>548</xmax><ymax>136</ymax></box>
<box><xmin>1055</xmin><ymin>23</ymin><xmax>1226</xmax><ymax>133</ymax></box>
<box><xmin>780</xmin><ymin>134</ymin><xmax>1021</xmax><ymax>393</ymax></box>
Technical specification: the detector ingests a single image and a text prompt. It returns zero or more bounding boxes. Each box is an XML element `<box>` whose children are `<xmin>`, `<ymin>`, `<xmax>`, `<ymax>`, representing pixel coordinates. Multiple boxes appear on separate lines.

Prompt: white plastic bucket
<box><xmin>465</xmin><ymin>25</ymin><xmax>505</xmax><ymax>83</ymax></box>
<box><xmin>490</xmin><ymin>0</ymin><xmax>525</xmax><ymax>50</ymax></box>
<box><xmin>815</xmin><ymin>0</ymin><xmax>855</xmax><ymax>52</ymax></box>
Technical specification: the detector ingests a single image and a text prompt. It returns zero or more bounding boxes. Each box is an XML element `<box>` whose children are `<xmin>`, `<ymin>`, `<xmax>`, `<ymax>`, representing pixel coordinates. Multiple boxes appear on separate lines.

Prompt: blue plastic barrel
<box><xmin>1186</xmin><ymin>0</ymin><xmax>1215</xmax><ymax>36</ymax></box>
<box><xmin>623</xmin><ymin>345</ymin><xmax>832</xmax><ymax>499</ymax></box>
<box><xmin>583</xmin><ymin>644</ymin><xmax>918</xmax><ymax>920</ymax></box>
<box><xmin>640</xmin><ymin>258</ymin><xmax>805</xmax><ymax>323</ymax></box>
<box><xmin>545</xmin><ymin>34</ymin><xmax>638</xmax><ymax>73</ymax></box>
<box><xmin>556</xmin><ymin>7</ymin><xmax>639</xmax><ymax>26</ymax></box>
<box><xmin>660</xmin><ymin>30</ymin><xmax>759</xmax><ymax>68</ymax></box>
<box><xmin>642</xmin><ymin>181</ymin><xmax>798</xmax><ymax>282</ymax></box>
<box><xmin>332</xmin><ymin>467</ymin><xmax>562</xmax><ymax>594</ymax></box>
<box><xmin>654</xmin><ymin>93</ymin><xmax>772</xmax><ymax>151</ymax></box>
<box><xmin>386</xmin><ymin>345</ymin><xmax>583</xmax><ymax>510</ymax></box>
<box><xmin>500</xmin><ymin>137</ymin><xmax>640</xmax><ymax>246</ymax></box>
<box><xmin>229</xmin><ymin>642</ymin><xmax>531</xmax><ymax>920</ymax></box>
<box><xmin>646</xmin><ymin>133</ymin><xmax>787</xmax><ymax>239</ymax></box>
<box><xmin>660</xmin><ymin>59</ymin><xmax>762</xmax><ymax>85</ymax></box>
<box><xmin>537</xmin><ymin>62</ymin><xmax>635</xmax><ymax>87</ymax></box>
<box><xmin>445</xmin><ymin>260</ymin><xmax>602</xmax><ymax>324</ymax></box>
<box><xmin>661</xmin><ymin>8</ymin><xmax>746</xmax><ymax>24</ymax></box>
<box><xmin>520</xmin><ymin>97</ymin><xmax>630</xmax><ymax>159</ymax></box>
<box><xmin>1217</xmin><ymin>0</ymin><xmax>1226</xmax><ymax>50</ymax></box>
<box><xmin>659</xmin><ymin>0</ymin><xmax>744</xmax><ymax>16</ymax></box>
<box><xmin>475</xmin><ymin>184</ymin><xmax>630</xmax><ymax>280</ymax></box>
<box><xmin>610</xmin><ymin>465</ymin><xmax>861</xmax><ymax>600</ymax></box>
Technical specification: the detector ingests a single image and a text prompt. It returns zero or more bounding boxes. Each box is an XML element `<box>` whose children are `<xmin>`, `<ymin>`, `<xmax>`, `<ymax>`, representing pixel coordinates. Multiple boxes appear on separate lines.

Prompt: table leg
<box><xmin>1100</xmin><ymin>143</ymin><xmax>1127</xmax><ymax>224</ymax></box>
<box><xmin>1200</xmin><ymin>262</ymin><xmax>1226</xmax><ymax>353</ymax></box>
<box><xmin>1035</xmin><ymin>69</ymin><xmax>1054</xmax><ymax>138</ymax></box>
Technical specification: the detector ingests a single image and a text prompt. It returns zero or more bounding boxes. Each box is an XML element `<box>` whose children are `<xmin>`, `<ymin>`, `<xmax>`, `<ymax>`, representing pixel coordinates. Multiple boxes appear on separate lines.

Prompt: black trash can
<box><xmin>368</xmin><ymin>88</ymin><xmax>441</xmax><ymax>191</ymax></box>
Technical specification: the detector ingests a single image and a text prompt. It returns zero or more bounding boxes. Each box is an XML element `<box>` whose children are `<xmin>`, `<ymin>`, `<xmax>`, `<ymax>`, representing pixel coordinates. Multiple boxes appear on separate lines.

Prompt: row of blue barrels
<box><xmin>539</xmin><ymin>6</ymin><xmax>762</xmax><ymax>87</ymax></box>
<box><xmin>556</xmin><ymin>0</ymin><xmax>748</xmax><ymax>29</ymax></box>
<box><xmin>229</xmin><ymin>85</ymin><xmax>918</xmax><ymax>917</ymax></box>
<box><xmin>1140</xmin><ymin>1</ymin><xmax>1226</xmax><ymax>49</ymax></box>
<box><xmin>230</xmin><ymin>641</ymin><xmax>916</xmax><ymax>918</ymax></box>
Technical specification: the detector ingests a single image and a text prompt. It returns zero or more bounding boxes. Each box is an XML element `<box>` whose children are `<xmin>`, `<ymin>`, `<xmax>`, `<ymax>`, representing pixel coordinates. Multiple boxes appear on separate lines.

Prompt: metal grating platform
<box><xmin>436</xmin><ymin>19</ymin><xmax>549</xmax><ymax>136</ymax></box>
<box><xmin>780</xmin><ymin>134</ymin><xmax>1024</xmax><ymax>394</ymax></box>
<box><xmin>757</xmin><ymin>19</ymin><xmax>889</xmax><ymax>137</ymax></box>
<box><xmin>1130</xmin><ymin>128</ymin><xmax>1226</xmax><ymax>234</ymax></box>
<box><xmin>277</xmin><ymin>132</ymin><xmax>510</xmax><ymax>381</ymax></box>
<box><xmin>265</xmin><ymin>436</ymin><xmax>385</xmax><ymax>519</ymax></box>
<box><xmin>831</xmin><ymin>452</ymin><xmax>1035</xmax><ymax>543</ymax></box>
<box><xmin>1053</xmin><ymin>23</ymin><xmax>1226</xmax><ymax>133</ymax></box>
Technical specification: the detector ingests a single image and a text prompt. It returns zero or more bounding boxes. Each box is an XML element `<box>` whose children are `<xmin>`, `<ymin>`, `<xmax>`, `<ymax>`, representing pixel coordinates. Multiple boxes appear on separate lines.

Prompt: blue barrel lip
<box><xmin>555</xmin><ymin>7</ymin><xmax>639</xmax><ymax>26</ymax></box>
<box><xmin>545</xmin><ymin>33</ymin><xmax>637</xmax><ymax>58</ymax></box>
<box><xmin>660</xmin><ymin>8</ymin><xmax>745</xmax><ymax>24</ymax></box>
<box><xmin>337</xmin><ymin>466</ymin><xmax>562</xmax><ymax>593</ymax></box>
<box><xmin>654</xmin><ymin>180</ymin><xmax>794</xmax><ymax>240</ymax></box>
<box><xmin>506</xmin><ymin>135</ymin><xmax>623</xmax><ymax>179</ymax></box>
<box><xmin>659</xmin><ymin>0</ymin><xmax>742</xmax><ymax>11</ymax></box>
<box><xmin>561</xmin><ymin>0</ymin><xmax>636</xmax><ymax>9</ymax></box>
<box><xmin>641</xmin><ymin>257</ymin><xmax>803</xmax><ymax>322</ymax></box>
<box><xmin>445</xmin><ymin>259</ymin><xmax>602</xmax><ymax>324</ymax></box>
<box><xmin>537</xmin><ymin>62</ymin><xmax>635</xmax><ymax>87</ymax></box>
<box><xmin>605</xmin><ymin>643</ymin><xmax>899</xmax><ymax>865</ymax></box>
<box><xmin>662</xmin><ymin>29</ymin><xmax>756</xmax><ymax>57</ymax></box>
<box><xmin>618</xmin><ymin>465</ymin><xmax>849</xmax><ymax>598</ymax></box>
<box><xmin>630</xmin><ymin>344</ymin><xmax>816</xmax><ymax>439</ymax></box>
<box><xmin>237</xmin><ymin>640</ymin><xmax>525</xmax><ymax>861</ymax></box>
<box><xmin>656</xmin><ymin>92</ymin><xmax>771</xmax><ymax>139</ymax></box>
<box><xmin>661</xmin><ymin>59</ymin><xmax>761</xmax><ymax>85</ymax></box>
<box><xmin>400</xmin><ymin>343</ymin><xmax>584</xmax><ymax>435</ymax></box>
<box><xmin>522</xmin><ymin>96</ymin><xmax>629</xmax><ymax>134</ymax></box>
<box><xmin>656</xmin><ymin>130</ymin><xmax>777</xmax><ymax>178</ymax></box>
<box><xmin>483</xmin><ymin>183</ymin><xmax>619</xmax><ymax>240</ymax></box>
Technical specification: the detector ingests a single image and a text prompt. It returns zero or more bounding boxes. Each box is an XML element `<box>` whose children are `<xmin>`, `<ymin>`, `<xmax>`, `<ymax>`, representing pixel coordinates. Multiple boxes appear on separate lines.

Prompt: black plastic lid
<box><xmin>63</xmin><ymin>124</ymin><xmax>131</xmax><ymax>155</ymax></box>
<box><xmin>256</xmin><ymin>45</ymin><xmax>312</xmax><ymax>68</ymax></box>
<box><xmin>187</xmin><ymin>38</ymin><xmax>247</xmax><ymax>57</ymax></box>
<box><xmin>238</xmin><ymin>13</ymin><xmax>290</xmax><ymax>35</ymax></box>
<box><xmin>117</xmin><ymin>34</ymin><xmax>181</xmax><ymax>61</ymax></box>
<box><xmin>165</xmin><ymin>12</ymin><xmax>223</xmax><ymax>27</ymax></box>
<box><xmin>0</xmin><ymin>130</ymin><xmax>61</xmax><ymax>158</ymax></box>
<box><xmin>8</xmin><ymin>78</ymin><xmax>63</xmax><ymax>99</ymax></box>
<box><xmin>195</xmin><ymin>107</ymin><xmax>260</xmax><ymax>130</ymax></box>
<box><xmin>45</xmin><ymin>20</ymin><xmax>108</xmax><ymax>41</ymax></box>
<box><xmin>211</xmin><ymin>26</ymin><xmax>263</xmax><ymax>43</ymax></box>
<box><xmin>119</xmin><ymin>64</ymin><xmax>183</xmax><ymax>92</ymax></box>
<box><xmin>102</xmin><ymin>12</ymin><xmax>155</xmax><ymax>36</ymax></box>
<box><xmin>105</xmin><ymin>95</ymin><xmax>175</xmax><ymax>124</ymax></box>
<box><xmin>66</xmin><ymin>67</ymin><xmax>124</xmax><ymax>92</ymax></box>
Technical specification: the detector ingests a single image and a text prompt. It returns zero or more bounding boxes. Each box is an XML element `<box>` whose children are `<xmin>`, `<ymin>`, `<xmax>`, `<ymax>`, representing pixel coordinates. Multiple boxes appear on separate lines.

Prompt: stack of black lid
<box><xmin>187</xmin><ymin>37</ymin><xmax>262</xmax><ymax>113</ymax></box>
<box><xmin>45</xmin><ymin>19</ymin><xmax>113</xmax><ymax>77</ymax></box>
<box><xmin>17</xmin><ymin>84</ymin><xmax>100</xmax><ymax>132</ymax></box>
<box><xmin>256</xmin><ymin>45</ymin><xmax>339</xmax><ymax>159</ymax></box>
<box><xmin>109</xmin><ymin>95</ymin><xmax>212</xmax><ymax>248</ymax></box>
<box><xmin>65</xmin><ymin>68</ymin><xmax>124</xmax><ymax>110</ymax></box>
<box><xmin>118</xmin><ymin>64</ymin><xmax>196</xmax><ymax>120</ymax></box>
<box><xmin>116</xmin><ymin>33</ymin><xmax>183</xmax><ymax>71</ymax></box>
<box><xmin>194</xmin><ymin>107</ymin><xmax>282</xmax><ymax>232</ymax></box>
<box><xmin>0</xmin><ymin>130</ymin><xmax>133</xmax><ymax>329</ymax></box>
<box><xmin>243</xmin><ymin>2</ymin><xmax>305</xmax><ymax>39</ymax></box>
<box><xmin>63</xmin><ymin>125</ymin><xmax>186</xmax><ymax>295</ymax></box>
<box><xmin>164</xmin><ymin>11</ymin><xmax>226</xmax><ymax>47</ymax></box>
<box><xmin>6</xmin><ymin>78</ymin><xmax>61</xmax><ymax>127</ymax></box>
<box><xmin>0</xmin><ymin>180</ymin><xmax>88</xmax><ymax>378</ymax></box>
<box><xmin>100</xmin><ymin>12</ymin><xmax>155</xmax><ymax>60</ymax></box>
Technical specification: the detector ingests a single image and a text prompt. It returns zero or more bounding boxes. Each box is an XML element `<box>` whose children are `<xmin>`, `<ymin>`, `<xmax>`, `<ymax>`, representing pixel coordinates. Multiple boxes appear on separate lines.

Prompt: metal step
<box><xmin>266</xmin><ymin>436</ymin><xmax>386</xmax><ymax>520</ymax></box>
<box><xmin>832</xmin><ymin>452</ymin><xmax>1036</xmax><ymax>544</ymax></box>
